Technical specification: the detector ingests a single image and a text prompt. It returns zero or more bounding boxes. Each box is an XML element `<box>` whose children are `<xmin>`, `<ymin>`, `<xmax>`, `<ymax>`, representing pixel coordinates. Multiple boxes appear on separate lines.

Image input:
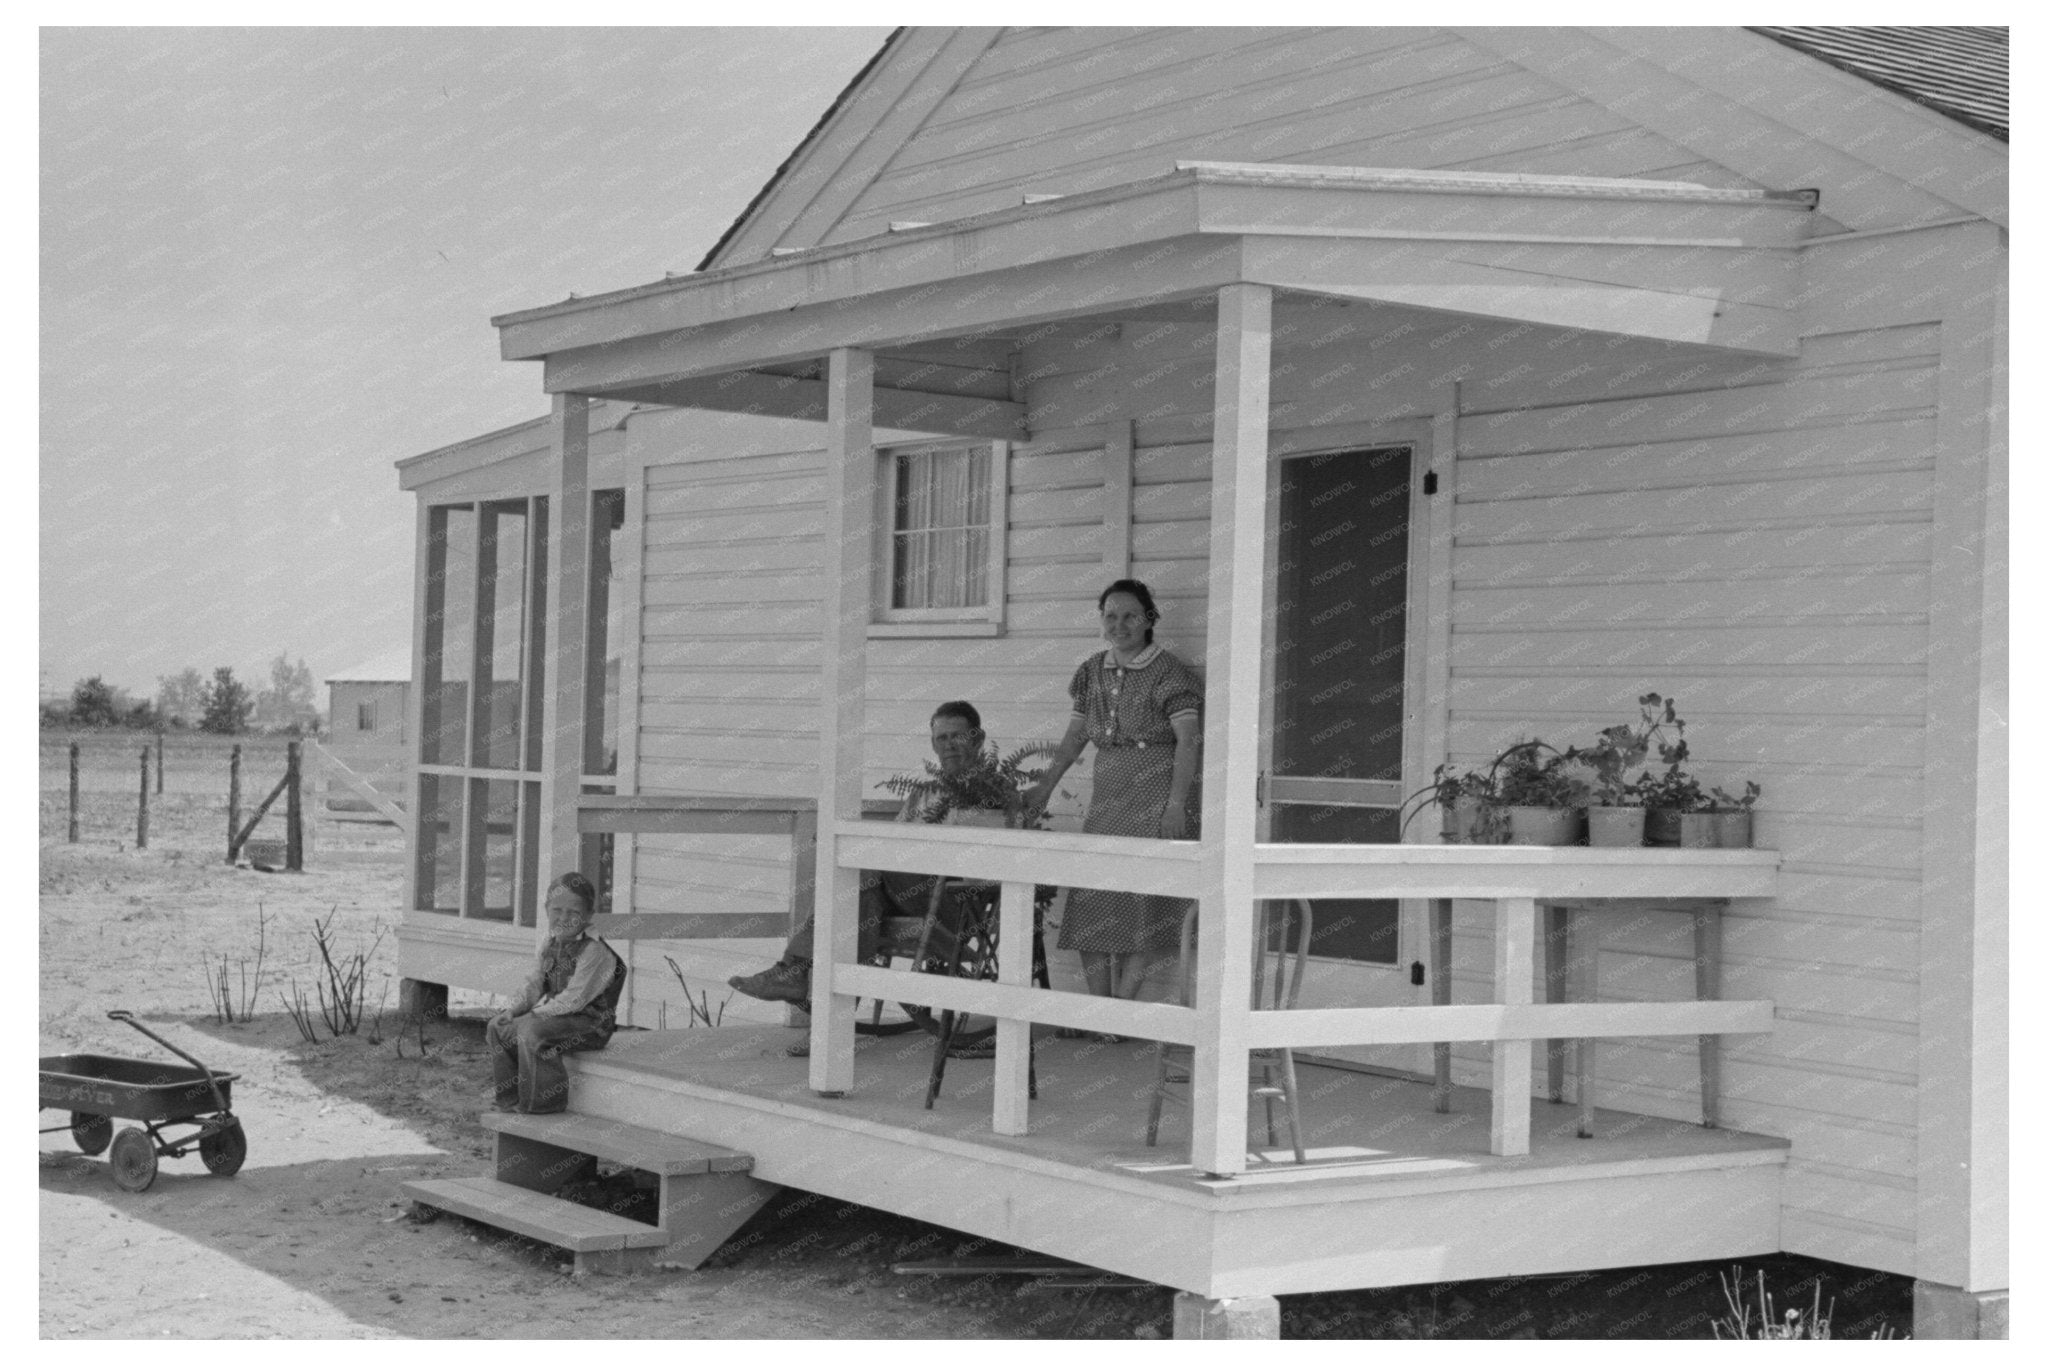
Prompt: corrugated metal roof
<box><xmin>1753</xmin><ymin>26</ymin><xmax>2008</xmax><ymax>141</ymax></box>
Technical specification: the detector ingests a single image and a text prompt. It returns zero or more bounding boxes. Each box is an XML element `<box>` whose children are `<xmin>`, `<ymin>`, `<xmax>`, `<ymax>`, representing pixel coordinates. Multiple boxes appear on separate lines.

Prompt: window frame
<box><xmin>870</xmin><ymin>438</ymin><xmax>1008</xmax><ymax>637</ymax></box>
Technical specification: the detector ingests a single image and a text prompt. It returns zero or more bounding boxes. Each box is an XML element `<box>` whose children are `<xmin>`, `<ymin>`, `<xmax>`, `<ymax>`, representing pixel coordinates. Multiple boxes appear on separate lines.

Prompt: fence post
<box><xmin>155</xmin><ymin>730</ymin><xmax>164</xmax><ymax>795</ymax></box>
<box><xmin>285</xmin><ymin>740</ymin><xmax>303</xmax><ymax>872</ymax></box>
<box><xmin>136</xmin><ymin>747</ymin><xmax>149</xmax><ymax>850</ymax></box>
<box><xmin>227</xmin><ymin>744</ymin><xmax>242</xmax><ymax>865</ymax></box>
<box><xmin>67</xmin><ymin>742</ymin><xmax>80</xmax><ymax>843</ymax></box>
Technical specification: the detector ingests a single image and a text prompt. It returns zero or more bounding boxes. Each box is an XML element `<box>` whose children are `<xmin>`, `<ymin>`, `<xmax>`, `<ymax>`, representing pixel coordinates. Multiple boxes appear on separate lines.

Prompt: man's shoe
<box><xmin>728</xmin><ymin>960</ymin><xmax>812</xmax><ymax>1004</ymax></box>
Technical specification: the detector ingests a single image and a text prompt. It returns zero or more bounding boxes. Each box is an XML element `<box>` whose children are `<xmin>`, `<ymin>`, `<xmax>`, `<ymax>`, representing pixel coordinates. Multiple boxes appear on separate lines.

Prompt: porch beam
<box><xmin>1241</xmin><ymin>235</ymin><xmax>1800</xmax><ymax>357</ymax></box>
<box><xmin>539</xmin><ymin>394</ymin><xmax>591</xmax><ymax>881</ymax></box>
<box><xmin>540</xmin><ymin>238</ymin><xmax>1243</xmax><ymax>394</ymax></box>
<box><xmin>1190</xmin><ymin>281</ymin><xmax>1272</xmax><ymax>1179</ymax></box>
<box><xmin>807</xmin><ymin>347</ymin><xmax>874</xmax><ymax>1096</ymax></box>
<box><xmin>595</xmin><ymin>371</ymin><xmax>1026</xmax><ymax>442</ymax></box>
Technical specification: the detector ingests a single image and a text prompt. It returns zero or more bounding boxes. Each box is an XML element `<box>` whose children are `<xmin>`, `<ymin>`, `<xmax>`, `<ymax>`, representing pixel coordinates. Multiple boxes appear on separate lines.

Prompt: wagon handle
<box><xmin>106</xmin><ymin>1010</ymin><xmax>233</xmax><ymax>1115</ymax></box>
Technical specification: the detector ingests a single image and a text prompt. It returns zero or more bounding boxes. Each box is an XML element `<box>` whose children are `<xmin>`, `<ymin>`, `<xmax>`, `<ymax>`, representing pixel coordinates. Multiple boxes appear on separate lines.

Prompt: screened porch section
<box><xmin>409</xmin><ymin>490</ymin><xmax>630</xmax><ymax>924</ymax></box>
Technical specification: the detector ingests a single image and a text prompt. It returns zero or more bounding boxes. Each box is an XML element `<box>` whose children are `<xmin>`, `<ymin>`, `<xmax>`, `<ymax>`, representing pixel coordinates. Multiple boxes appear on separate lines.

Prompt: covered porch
<box><xmin>497</xmin><ymin>160</ymin><xmax>1802</xmax><ymax>1298</ymax></box>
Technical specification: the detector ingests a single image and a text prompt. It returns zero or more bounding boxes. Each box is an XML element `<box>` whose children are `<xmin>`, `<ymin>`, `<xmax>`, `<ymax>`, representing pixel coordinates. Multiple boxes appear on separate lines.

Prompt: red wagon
<box><xmin>40</xmin><ymin>1010</ymin><xmax>245</xmax><ymax>1192</ymax></box>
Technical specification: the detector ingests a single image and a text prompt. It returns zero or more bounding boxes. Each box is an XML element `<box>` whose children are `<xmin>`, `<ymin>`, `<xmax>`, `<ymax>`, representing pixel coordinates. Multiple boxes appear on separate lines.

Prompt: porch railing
<box><xmin>820</xmin><ymin>822</ymin><xmax>1779</xmax><ymax>1174</ymax></box>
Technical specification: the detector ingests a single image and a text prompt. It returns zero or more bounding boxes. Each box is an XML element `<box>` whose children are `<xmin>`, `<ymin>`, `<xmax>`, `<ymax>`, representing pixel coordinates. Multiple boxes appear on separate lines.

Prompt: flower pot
<box><xmin>1644</xmin><ymin>808</ymin><xmax>1683</xmax><ymax>847</ymax></box>
<box><xmin>1708</xmin><ymin>811</ymin><xmax>1753</xmax><ymax>849</ymax></box>
<box><xmin>945</xmin><ymin>807</ymin><xmax>1009</xmax><ymax>830</ymax></box>
<box><xmin>1586</xmin><ymin>805</ymin><xmax>1645</xmax><ymax>848</ymax></box>
<box><xmin>1678</xmin><ymin>812</ymin><xmax>1723</xmax><ymax>848</ymax></box>
<box><xmin>1506</xmin><ymin>805</ymin><xmax>1585</xmax><ymax>846</ymax></box>
<box><xmin>1441</xmin><ymin>797</ymin><xmax>1500</xmax><ymax>844</ymax></box>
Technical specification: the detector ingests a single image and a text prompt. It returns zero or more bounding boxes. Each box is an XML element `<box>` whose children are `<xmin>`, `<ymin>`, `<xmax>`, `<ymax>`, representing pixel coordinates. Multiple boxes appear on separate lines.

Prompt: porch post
<box><xmin>1491</xmin><ymin>896</ymin><xmax>1537</xmax><ymax>1157</ymax></box>
<box><xmin>1191</xmin><ymin>283</ymin><xmax>1272</xmax><ymax>1177</ymax></box>
<box><xmin>541</xmin><ymin>393</ymin><xmax>591</xmax><ymax>885</ymax></box>
<box><xmin>808</xmin><ymin>347</ymin><xmax>874</xmax><ymax>1096</ymax></box>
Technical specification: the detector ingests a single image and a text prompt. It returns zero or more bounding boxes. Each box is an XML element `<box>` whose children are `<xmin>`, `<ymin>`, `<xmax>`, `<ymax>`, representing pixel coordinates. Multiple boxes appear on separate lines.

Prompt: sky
<box><xmin>39</xmin><ymin>25</ymin><xmax>891</xmax><ymax>702</ymax></box>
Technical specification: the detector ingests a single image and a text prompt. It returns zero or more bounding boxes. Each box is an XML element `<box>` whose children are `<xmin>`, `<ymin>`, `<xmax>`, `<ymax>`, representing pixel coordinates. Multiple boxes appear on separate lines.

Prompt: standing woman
<box><xmin>1023</xmin><ymin>579</ymin><xmax>1202</xmax><ymax>1003</ymax></box>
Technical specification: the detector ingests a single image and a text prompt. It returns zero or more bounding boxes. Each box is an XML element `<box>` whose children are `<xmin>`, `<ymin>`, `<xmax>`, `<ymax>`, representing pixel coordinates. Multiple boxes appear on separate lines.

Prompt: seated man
<box><xmin>728</xmin><ymin>700</ymin><xmax>991</xmax><ymax>1005</ymax></box>
<box><xmin>486</xmin><ymin>872</ymin><xmax>625</xmax><ymax>1114</ymax></box>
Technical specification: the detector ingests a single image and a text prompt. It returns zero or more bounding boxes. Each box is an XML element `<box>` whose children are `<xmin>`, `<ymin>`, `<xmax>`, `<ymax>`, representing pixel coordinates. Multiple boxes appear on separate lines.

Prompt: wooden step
<box><xmin>402</xmin><ymin>1176</ymin><xmax>670</xmax><ymax>1253</ymax></box>
<box><xmin>481</xmin><ymin>1111</ymin><xmax>753</xmax><ymax>1175</ymax></box>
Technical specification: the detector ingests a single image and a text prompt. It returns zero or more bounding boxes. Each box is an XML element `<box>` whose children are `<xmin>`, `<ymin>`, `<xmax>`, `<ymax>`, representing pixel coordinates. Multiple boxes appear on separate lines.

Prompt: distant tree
<box><xmin>125</xmin><ymin>699</ymin><xmax>159</xmax><ymax>729</ymax></box>
<box><xmin>69</xmin><ymin>675</ymin><xmax>122</xmax><ymax>727</ymax></box>
<box><xmin>258</xmin><ymin>652</ymin><xmax>318</xmax><ymax>731</ymax></box>
<box><xmin>155</xmin><ymin>667</ymin><xmax>206</xmax><ymax>728</ymax></box>
<box><xmin>199</xmin><ymin>666</ymin><xmax>253</xmax><ymax>735</ymax></box>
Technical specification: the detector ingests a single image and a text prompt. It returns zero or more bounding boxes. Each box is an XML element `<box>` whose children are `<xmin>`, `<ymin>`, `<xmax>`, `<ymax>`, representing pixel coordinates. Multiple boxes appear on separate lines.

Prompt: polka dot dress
<box><xmin>1058</xmin><ymin>645</ymin><xmax>1203</xmax><ymax>954</ymax></box>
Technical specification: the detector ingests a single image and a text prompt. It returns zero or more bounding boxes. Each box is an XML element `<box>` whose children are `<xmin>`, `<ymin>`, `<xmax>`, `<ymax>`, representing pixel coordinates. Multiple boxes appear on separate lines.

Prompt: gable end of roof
<box><xmin>695</xmin><ymin>28</ymin><xmax>906</xmax><ymax>272</ymax></box>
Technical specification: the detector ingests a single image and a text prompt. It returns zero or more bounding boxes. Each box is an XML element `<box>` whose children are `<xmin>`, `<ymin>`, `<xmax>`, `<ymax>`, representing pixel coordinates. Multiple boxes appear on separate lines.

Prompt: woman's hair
<box><xmin>548</xmin><ymin>871</ymin><xmax>597</xmax><ymax>916</ymax></box>
<box><xmin>930</xmin><ymin>699</ymin><xmax>982</xmax><ymax>733</ymax></box>
<box><xmin>1098</xmin><ymin>578</ymin><xmax>1160</xmax><ymax>644</ymax></box>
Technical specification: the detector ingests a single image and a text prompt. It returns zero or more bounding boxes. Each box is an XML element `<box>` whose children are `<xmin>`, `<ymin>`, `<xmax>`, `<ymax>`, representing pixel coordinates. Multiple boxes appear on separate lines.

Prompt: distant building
<box><xmin>325</xmin><ymin>650</ymin><xmax>412</xmax><ymax>746</ymax></box>
<box><xmin>319</xmin><ymin>650</ymin><xmax>412</xmax><ymax>824</ymax></box>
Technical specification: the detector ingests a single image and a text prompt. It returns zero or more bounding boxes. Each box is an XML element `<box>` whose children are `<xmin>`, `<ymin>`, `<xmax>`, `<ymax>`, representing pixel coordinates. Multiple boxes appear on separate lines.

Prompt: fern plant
<box><xmin>877</xmin><ymin>740</ymin><xmax>1062</xmax><ymax>829</ymax></box>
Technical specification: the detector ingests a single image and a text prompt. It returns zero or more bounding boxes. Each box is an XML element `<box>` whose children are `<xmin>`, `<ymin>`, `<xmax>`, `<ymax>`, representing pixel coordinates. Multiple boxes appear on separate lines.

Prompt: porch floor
<box><xmin>569</xmin><ymin>1025</ymin><xmax>1788</xmax><ymax>1297</ymax></box>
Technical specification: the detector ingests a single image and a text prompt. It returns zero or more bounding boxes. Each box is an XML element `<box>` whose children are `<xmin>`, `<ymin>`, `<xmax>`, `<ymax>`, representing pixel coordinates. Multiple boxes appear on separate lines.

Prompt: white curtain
<box><xmin>893</xmin><ymin>445</ymin><xmax>990</xmax><ymax>609</ymax></box>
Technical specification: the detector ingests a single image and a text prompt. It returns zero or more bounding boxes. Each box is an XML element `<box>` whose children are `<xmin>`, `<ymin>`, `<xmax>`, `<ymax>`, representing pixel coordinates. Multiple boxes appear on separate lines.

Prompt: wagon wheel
<box><xmin>199</xmin><ymin>1118</ymin><xmax>247</xmax><ymax>1176</ymax></box>
<box><xmin>69</xmin><ymin>1112</ymin><xmax>112</xmax><ymax>1156</ymax></box>
<box><xmin>109</xmin><ymin>1126</ymin><xmax>158</xmax><ymax>1193</ymax></box>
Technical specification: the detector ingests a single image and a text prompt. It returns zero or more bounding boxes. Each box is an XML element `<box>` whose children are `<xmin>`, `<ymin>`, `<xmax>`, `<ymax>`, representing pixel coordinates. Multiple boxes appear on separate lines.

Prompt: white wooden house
<box><xmin>392</xmin><ymin>27</ymin><xmax>2006</xmax><ymax>1337</ymax></box>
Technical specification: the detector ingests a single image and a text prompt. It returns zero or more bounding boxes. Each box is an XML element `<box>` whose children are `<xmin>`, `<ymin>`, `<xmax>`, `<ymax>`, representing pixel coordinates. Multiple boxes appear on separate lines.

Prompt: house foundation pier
<box><xmin>1912</xmin><ymin>1281</ymin><xmax>2009</xmax><ymax>1339</ymax></box>
<box><xmin>1173</xmin><ymin>1292</ymin><xmax>1280</xmax><ymax>1339</ymax></box>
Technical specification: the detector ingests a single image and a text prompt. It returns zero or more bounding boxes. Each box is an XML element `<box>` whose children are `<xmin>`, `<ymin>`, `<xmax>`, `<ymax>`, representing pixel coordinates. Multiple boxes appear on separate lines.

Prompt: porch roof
<box><xmin>494</xmin><ymin>162</ymin><xmax>1818</xmax><ymax>439</ymax></box>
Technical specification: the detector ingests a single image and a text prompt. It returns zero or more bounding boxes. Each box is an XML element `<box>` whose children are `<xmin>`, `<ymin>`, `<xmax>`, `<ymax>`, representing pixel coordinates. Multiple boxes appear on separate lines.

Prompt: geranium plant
<box><xmin>1573</xmin><ymin>693</ymin><xmax>1684</xmax><ymax>807</ymax></box>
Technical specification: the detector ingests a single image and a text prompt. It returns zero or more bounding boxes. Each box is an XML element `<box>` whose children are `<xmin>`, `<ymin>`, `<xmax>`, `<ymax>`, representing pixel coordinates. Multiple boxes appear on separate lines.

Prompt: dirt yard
<box><xmin>38</xmin><ymin>730</ymin><xmax>1915</xmax><ymax>1339</ymax></box>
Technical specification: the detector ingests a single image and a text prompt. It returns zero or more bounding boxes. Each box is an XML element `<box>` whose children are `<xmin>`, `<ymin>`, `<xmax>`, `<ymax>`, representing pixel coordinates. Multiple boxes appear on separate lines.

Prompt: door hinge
<box><xmin>1256</xmin><ymin>770</ymin><xmax>1267</xmax><ymax>808</ymax></box>
<box><xmin>1410</xmin><ymin>961</ymin><xmax>1426</xmax><ymax>986</ymax></box>
<box><xmin>1422</xmin><ymin>470</ymin><xmax>1438</xmax><ymax>496</ymax></box>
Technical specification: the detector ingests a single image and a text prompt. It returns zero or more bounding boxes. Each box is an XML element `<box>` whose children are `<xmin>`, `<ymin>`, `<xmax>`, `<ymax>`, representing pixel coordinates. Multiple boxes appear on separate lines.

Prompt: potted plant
<box><xmin>877</xmin><ymin>740</ymin><xmax>1060</xmax><ymax>830</ymax></box>
<box><xmin>1574</xmin><ymin>693</ymin><xmax>1684</xmax><ymax>848</ymax></box>
<box><xmin>1688</xmin><ymin>781</ymin><xmax>1761</xmax><ymax>849</ymax></box>
<box><xmin>1400</xmin><ymin>762</ymin><xmax>1505</xmax><ymax>844</ymax></box>
<box><xmin>1492</xmin><ymin>740</ymin><xmax>1591</xmax><ymax>845</ymax></box>
<box><xmin>1636</xmin><ymin>765</ymin><xmax>1705</xmax><ymax>847</ymax></box>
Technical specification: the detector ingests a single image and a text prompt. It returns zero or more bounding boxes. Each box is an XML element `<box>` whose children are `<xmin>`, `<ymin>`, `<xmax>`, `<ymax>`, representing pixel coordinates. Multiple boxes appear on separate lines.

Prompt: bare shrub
<box><xmin>1711</xmin><ymin>1266</ymin><xmax>1905</xmax><ymax>1340</ymax></box>
<box><xmin>311</xmin><ymin>907</ymin><xmax>385</xmax><ymax>1037</ymax></box>
<box><xmin>664</xmin><ymin>956</ymin><xmax>730</xmax><ymax>1027</ymax></box>
<box><xmin>201</xmin><ymin>907</ymin><xmax>269</xmax><ymax>1024</ymax></box>
<box><xmin>281</xmin><ymin>980</ymin><xmax>321</xmax><ymax>1044</ymax></box>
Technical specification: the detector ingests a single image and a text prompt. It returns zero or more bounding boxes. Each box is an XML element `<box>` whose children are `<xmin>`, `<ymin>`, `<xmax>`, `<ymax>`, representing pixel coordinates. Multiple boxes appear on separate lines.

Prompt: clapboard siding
<box><xmin>822</xmin><ymin>27</ymin><xmax>1766</xmax><ymax>246</ymax></box>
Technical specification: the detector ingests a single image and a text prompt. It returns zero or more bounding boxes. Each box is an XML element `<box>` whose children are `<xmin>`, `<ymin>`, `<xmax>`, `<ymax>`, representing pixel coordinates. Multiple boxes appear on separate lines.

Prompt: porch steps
<box><xmin>481</xmin><ymin>1111</ymin><xmax>756</xmax><ymax>1175</ymax></box>
<box><xmin>402</xmin><ymin>1112</ymin><xmax>776</xmax><ymax>1275</ymax></box>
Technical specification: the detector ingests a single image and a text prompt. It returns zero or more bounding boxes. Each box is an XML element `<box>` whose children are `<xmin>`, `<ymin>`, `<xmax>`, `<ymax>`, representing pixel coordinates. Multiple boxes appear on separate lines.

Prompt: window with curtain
<box><xmin>889</xmin><ymin>442</ymin><xmax>992</xmax><ymax>611</ymax></box>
